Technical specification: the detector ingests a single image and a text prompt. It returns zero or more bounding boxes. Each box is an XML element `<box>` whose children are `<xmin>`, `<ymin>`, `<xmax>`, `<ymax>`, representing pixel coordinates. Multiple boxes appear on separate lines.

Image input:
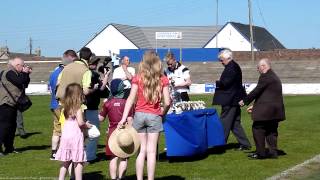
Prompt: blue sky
<box><xmin>1</xmin><ymin>0</ymin><xmax>319</xmax><ymax>57</ymax></box>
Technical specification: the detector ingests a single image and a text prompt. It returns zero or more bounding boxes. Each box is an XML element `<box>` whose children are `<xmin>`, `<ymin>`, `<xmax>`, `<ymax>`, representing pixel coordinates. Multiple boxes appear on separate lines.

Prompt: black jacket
<box><xmin>212</xmin><ymin>60</ymin><xmax>246</xmax><ymax>106</ymax></box>
<box><xmin>243</xmin><ymin>69</ymin><xmax>285</xmax><ymax>121</ymax></box>
<box><xmin>85</xmin><ymin>70</ymin><xmax>109</xmax><ymax>110</ymax></box>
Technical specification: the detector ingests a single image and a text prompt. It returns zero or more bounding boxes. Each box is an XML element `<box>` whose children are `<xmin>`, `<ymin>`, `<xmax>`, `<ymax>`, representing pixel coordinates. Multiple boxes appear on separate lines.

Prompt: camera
<box><xmin>98</xmin><ymin>56</ymin><xmax>112</xmax><ymax>74</ymax></box>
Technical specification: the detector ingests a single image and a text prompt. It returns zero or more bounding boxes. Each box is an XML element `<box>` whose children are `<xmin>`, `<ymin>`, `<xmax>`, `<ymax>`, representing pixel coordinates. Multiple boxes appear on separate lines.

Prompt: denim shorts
<box><xmin>133</xmin><ymin>112</ymin><xmax>163</xmax><ymax>133</ymax></box>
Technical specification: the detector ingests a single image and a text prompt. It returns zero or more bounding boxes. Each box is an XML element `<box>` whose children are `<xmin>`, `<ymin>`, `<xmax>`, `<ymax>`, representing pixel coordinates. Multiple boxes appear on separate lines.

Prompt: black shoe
<box><xmin>235</xmin><ymin>146</ymin><xmax>251</xmax><ymax>151</ymax></box>
<box><xmin>248</xmin><ymin>153</ymin><xmax>266</xmax><ymax>160</ymax></box>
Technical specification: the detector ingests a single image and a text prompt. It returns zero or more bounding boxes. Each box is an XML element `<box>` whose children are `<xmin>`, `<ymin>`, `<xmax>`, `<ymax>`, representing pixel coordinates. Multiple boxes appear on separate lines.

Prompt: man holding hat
<box><xmin>99</xmin><ymin>79</ymin><xmax>138</xmax><ymax>180</ymax></box>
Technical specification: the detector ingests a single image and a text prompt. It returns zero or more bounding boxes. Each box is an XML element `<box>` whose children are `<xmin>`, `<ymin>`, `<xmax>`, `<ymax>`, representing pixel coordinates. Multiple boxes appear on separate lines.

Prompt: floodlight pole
<box><xmin>248</xmin><ymin>0</ymin><xmax>255</xmax><ymax>63</ymax></box>
<box><xmin>216</xmin><ymin>0</ymin><xmax>219</xmax><ymax>48</ymax></box>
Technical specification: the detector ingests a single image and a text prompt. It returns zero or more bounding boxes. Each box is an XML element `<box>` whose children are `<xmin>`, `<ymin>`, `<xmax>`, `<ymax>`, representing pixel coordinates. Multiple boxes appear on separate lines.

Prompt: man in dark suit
<box><xmin>213</xmin><ymin>49</ymin><xmax>251</xmax><ymax>150</ymax></box>
<box><xmin>239</xmin><ymin>58</ymin><xmax>285</xmax><ymax>159</ymax></box>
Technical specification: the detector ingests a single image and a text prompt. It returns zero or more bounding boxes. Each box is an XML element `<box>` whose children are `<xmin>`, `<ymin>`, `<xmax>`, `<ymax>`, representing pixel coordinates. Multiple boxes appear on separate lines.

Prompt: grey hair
<box><xmin>259</xmin><ymin>58</ymin><xmax>271</xmax><ymax>68</ymax></box>
<box><xmin>218</xmin><ymin>48</ymin><xmax>233</xmax><ymax>60</ymax></box>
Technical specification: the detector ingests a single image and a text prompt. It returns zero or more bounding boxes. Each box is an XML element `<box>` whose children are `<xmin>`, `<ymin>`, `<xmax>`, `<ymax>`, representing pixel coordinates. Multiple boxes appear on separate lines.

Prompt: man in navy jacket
<box><xmin>213</xmin><ymin>49</ymin><xmax>251</xmax><ymax>150</ymax></box>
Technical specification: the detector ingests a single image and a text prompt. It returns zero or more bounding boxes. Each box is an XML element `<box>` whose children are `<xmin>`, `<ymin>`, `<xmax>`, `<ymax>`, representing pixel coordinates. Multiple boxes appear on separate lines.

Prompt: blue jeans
<box><xmin>85</xmin><ymin>110</ymin><xmax>100</xmax><ymax>161</ymax></box>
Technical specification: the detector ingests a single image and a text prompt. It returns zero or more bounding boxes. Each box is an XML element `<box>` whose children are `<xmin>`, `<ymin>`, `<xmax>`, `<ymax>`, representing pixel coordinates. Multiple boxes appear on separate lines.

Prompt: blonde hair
<box><xmin>62</xmin><ymin>83</ymin><xmax>85</xmax><ymax>119</ymax></box>
<box><xmin>138</xmin><ymin>51</ymin><xmax>163</xmax><ymax>103</ymax></box>
<box><xmin>165</xmin><ymin>52</ymin><xmax>175</xmax><ymax>61</ymax></box>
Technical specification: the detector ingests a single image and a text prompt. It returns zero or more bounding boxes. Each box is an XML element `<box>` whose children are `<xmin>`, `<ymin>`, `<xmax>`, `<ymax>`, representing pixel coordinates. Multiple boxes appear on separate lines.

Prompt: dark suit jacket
<box><xmin>212</xmin><ymin>60</ymin><xmax>246</xmax><ymax>106</ymax></box>
<box><xmin>243</xmin><ymin>69</ymin><xmax>286</xmax><ymax>122</ymax></box>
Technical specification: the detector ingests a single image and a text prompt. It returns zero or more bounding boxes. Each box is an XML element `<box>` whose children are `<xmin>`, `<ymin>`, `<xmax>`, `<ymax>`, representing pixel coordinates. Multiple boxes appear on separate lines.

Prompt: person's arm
<box><xmin>122</xmin><ymin>65</ymin><xmax>133</xmax><ymax>80</ymax></box>
<box><xmin>99</xmin><ymin>71</ymin><xmax>111</xmax><ymax>91</ymax></box>
<box><xmin>118</xmin><ymin>84</ymin><xmax>138</xmax><ymax>127</ymax></box>
<box><xmin>99</xmin><ymin>102</ymin><xmax>109</xmax><ymax>122</ymax></box>
<box><xmin>98</xmin><ymin>115</ymin><xmax>105</xmax><ymax>122</ymax></box>
<box><xmin>161</xmin><ymin>86</ymin><xmax>171</xmax><ymax>116</ymax></box>
<box><xmin>243</xmin><ymin>74</ymin><xmax>269</xmax><ymax>105</ymax></box>
<box><xmin>82</xmin><ymin>70</ymin><xmax>93</xmax><ymax>95</ymax></box>
<box><xmin>6</xmin><ymin>70</ymin><xmax>30</xmax><ymax>89</ymax></box>
<box><xmin>216</xmin><ymin>68</ymin><xmax>236</xmax><ymax>89</ymax></box>
<box><xmin>76</xmin><ymin>108</ymin><xmax>86</xmax><ymax>127</ymax></box>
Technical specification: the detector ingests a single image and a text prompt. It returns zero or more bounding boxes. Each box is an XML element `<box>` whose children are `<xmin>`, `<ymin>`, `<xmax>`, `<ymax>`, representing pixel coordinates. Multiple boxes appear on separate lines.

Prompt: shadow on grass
<box><xmin>83</xmin><ymin>171</ymin><xmax>106</xmax><ymax>180</ymax></box>
<box><xmin>156</xmin><ymin>143</ymin><xmax>245</xmax><ymax>163</ymax></box>
<box><xmin>15</xmin><ymin>145</ymin><xmax>50</xmax><ymax>152</ymax></box>
<box><xmin>158</xmin><ymin>151</ymin><xmax>208</xmax><ymax>163</ymax></box>
<box><xmin>86</xmin><ymin>152</ymin><xmax>107</xmax><ymax>164</ymax></box>
<box><xmin>244</xmin><ymin>149</ymin><xmax>287</xmax><ymax>156</ymax></box>
<box><xmin>16</xmin><ymin>131</ymin><xmax>42</xmax><ymax>139</ymax></box>
<box><xmin>126</xmin><ymin>175</ymin><xmax>185</xmax><ymax>180</ymax></box>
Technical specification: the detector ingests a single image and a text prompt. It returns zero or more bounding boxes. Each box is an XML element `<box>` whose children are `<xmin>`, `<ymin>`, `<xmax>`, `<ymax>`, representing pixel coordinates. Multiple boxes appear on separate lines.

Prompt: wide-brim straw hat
<box><xmin>108</xmin><ymin>124</ymin><xmax>140</xmax><ymax>158</ymax></box>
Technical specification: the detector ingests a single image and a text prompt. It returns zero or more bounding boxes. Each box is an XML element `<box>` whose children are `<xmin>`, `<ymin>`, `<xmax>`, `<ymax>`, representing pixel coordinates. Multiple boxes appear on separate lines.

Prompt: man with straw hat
<box><xmin>99</xmin><ymin>79</ymin><xmax>139</xmax><ymax>180</ymax></box>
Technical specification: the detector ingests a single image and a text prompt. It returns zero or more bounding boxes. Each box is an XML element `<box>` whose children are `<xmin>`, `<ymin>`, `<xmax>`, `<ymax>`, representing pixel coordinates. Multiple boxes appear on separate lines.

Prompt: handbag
<box><xmin>88</xmin><ymin>125</ymin><xmax>100</xmax><ymax>139</ymax></box>
<box><xmin>0</xmin><ymin>71</ymin><xmax>32</xmax><ymax>112</ymax></box>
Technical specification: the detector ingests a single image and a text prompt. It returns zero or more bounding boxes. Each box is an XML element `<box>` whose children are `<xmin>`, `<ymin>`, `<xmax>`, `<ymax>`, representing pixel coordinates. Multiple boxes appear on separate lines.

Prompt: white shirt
<box><xmin>111</xmin><ymin>54</ymin><xmax>120</xmax><ymax>66</ymax></box>
<box><xmin>164</xmin><ymin>63</ymin><xmax>190</xmax><ymax>93</ymax></box>
<box><xmin>112</xmin><ymin>66</ymin><xmax>135</xmax><ymax>89</ymax></box>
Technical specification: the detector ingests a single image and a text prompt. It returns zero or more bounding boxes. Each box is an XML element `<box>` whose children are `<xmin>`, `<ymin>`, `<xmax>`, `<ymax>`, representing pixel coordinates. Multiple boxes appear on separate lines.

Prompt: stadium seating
<box><xmin>1</xmin><ymin>59</ymin><xmax>319</xmax><ymax>84</ymax></box>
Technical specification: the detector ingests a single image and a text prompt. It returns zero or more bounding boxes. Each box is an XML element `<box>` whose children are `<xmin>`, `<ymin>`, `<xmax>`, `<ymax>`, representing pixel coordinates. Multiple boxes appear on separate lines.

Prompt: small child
<box><xmin>99</xmin><ymin>79</ymin><xmax>133</xmax><ymax>180</ymax></box>
<box><xmin>55</xmin><ymin>83</ymin><xmax>92</xmax><ymax>180</ymax></box>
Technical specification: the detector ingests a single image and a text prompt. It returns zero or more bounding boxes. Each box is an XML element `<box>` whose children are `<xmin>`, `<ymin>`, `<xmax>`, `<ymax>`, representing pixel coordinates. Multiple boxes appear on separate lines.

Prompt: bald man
<box><xmin>239</xmin><ymin>58</ymin><xmax>286</xmax><ymax>159</ymax></box>
<box><xmin>0</xmin><ymin>57</ymin><xmax>31</xmax><ymax>156</ymax></box>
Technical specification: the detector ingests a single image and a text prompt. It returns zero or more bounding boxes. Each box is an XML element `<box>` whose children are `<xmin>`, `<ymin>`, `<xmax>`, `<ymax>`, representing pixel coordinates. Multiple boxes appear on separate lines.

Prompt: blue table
<box><xmin>164</xmin><ymin>108</ymin><xmax>225</xmax><ymax>157</ymax></box>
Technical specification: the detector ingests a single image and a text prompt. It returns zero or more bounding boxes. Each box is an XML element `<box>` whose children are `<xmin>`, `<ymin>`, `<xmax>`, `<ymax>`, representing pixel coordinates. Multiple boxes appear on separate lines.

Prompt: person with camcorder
<box><xmin>85</xmin><ymin>56</ymin><xmax>111</xmax><ymax>163</ymax></box>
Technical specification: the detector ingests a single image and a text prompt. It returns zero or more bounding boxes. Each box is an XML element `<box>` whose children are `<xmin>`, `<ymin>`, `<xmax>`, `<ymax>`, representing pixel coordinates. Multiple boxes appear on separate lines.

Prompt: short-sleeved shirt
<box><xmin>132</xmin><ymin>75</ymin><xmax>169</xmax><ymax>115</ymax></box>
<box><xmin>112</xmin><ymin>66</ymin><xmax>135</xmax><ymax>89</ymax></box>
<box><xmin>164</xmin><ymin>62</ymin><xmax>190</xmax><ymax>93</ymax></box>
<box><xmin>49</xmin><ymin>66</ymin><xmax>63</xmax><ymax>109</ymax></box>
<box><xmin>111</xmin><ymin>54</ymin><xmax>120</xmax><ymax>66</ymax></box>
<box><xmin>100</xmin><ymin>98</ymin><xmax>133</xmax><ymax>129</ymax></box>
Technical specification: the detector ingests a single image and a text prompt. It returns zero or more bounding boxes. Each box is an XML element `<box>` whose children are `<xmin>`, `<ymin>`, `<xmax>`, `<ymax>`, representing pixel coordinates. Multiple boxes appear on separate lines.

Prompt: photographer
<box><xmin>16</xmin><ymin>65</ymin><xmax>32</xmax><ymax>139</ymax></box>
<box><xmin>0</xmin><ymin>58</ymin><xmax>31</xmax><ymax>156</ymax></box>
<box><xmin>85</xmin><ymin>56</ymin><xmax>110</xmax><ymax>162</ymax></box>
<box><xmin>112</xmin><ymin>56</ymin><xmax>135</xmax><ymax>99</ymax></box>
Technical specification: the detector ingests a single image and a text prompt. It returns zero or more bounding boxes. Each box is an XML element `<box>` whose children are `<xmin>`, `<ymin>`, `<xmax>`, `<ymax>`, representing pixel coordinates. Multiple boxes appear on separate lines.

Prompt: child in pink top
<box><xmin>55</xmin><ymin>83</ymin><xmax>92</xmax><ymax>180</ymax></box>
<box><xmin>118</xmin><ymin>51</ymin><xmax>171</xmax><ymax>180</ymax></box>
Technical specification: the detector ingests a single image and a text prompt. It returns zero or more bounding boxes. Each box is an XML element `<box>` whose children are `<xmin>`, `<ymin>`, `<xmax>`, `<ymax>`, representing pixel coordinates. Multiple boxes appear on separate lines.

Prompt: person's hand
<box><xmin>22</xmin><ymin>66</ymin><xmax>32</xmax><ymax>74</ymax></box>
<box><xmin>117</xmin><ymin>119</ymin><xmax>126</xmax><ymax>129</ymax></box>
<box><xmin>247</xmin><ymin>106</ymin><xmax>253</xmax><ymax>113</ymax></box>
<box><xmin>122</xmin><ymin>64</ymin><xmax>128</xmax><ymax>70</ymax></box>
<box><xmin>239</xmin><ymin>100</ymin><xmax>245</xmax><ymax>107</ymax></box>
<box><xmin>93</xmin><ymin>83</ymin><xmax>99</xmax><ymax>90</ymax></box>
<box><xmin>86</xmin><ymin>121</ymin><xmax>93</xmax><ymax>128</ymax></box>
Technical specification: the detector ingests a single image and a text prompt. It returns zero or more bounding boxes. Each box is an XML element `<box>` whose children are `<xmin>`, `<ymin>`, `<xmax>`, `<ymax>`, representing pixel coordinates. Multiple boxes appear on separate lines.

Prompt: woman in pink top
<box><xmin>118</xmin><ymin>51</ymin><xmax>171</xmax><ymax>180</ymax></box>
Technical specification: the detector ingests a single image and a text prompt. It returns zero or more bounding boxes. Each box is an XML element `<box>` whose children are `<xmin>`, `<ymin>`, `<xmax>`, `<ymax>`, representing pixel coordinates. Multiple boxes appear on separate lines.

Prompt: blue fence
<box><xmin>120</xmin><ymin>48</ymin><xmax>221</xmax><ymax>63</ymax></box>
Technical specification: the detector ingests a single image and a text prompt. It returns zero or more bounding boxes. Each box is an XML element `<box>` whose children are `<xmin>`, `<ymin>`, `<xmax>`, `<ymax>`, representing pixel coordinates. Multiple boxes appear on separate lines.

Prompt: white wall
<box><xmin>205</xmin><ymin>23</ymin><xmax>257</xmax><ymax>51</ymax></box>
<box><xmin>85</xmin><ymin>25</ymin><xmax>138</xmax><ymax>56</ymax></box>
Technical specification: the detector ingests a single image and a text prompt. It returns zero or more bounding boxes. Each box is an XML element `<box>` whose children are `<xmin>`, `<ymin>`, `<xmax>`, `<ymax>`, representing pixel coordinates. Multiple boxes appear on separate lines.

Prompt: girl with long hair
<box><xmin>118</xmin><ymin>51</ymin><xmax>171</xmax><ymax>180</ymax></box>
<box><xmin>55</xmin><ymin>83</ymin><xmax>92</xmax><ymax>180</ymax></box>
